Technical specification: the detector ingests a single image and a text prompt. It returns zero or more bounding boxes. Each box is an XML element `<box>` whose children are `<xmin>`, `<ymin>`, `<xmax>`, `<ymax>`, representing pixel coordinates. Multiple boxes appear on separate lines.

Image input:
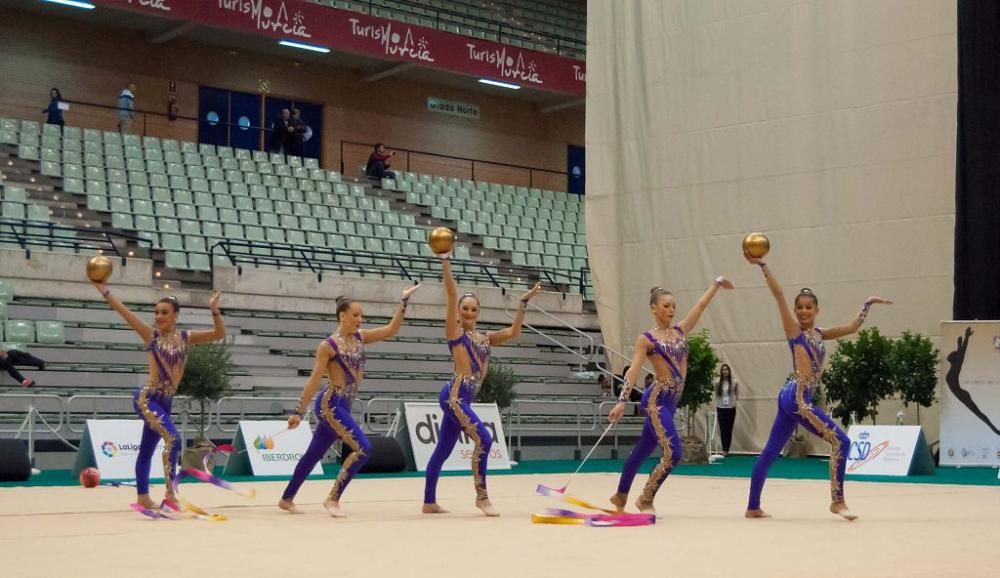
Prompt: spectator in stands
<box><xmin>614</xmin><ymin>365</ymin><xmax>642</xmax><ymax>405</ymax></box>
<box><xmin>0</xmin><ymin>348</ymin><xmax>45</xmax><ymax>388</ymax></box>
<box><xmin>268</xmin><ymin>108</ymin><xmax>292</xmax><ymax>154</ymax></box>
<box><xmin>43</xmin><ymin>88</ymin><xmax>65</xmax><ymax>128</ymax></box>
<box><xmin>365</xmin><ymin>142</ymin><xmax>396</xmax><ymax>180</ymax></box>
<box><xmin>117</xmin><ymin>82</ymin><xmax>136</xmax><ymax>134</ymax></box>
<box><xmin>598</xmin><ymin>373</ymin><xmax>613</xmax><ymax>398</ymax></box>
<box><xmin>288</xmin><ymin>108</ymin><xmax>307</xmax><ymax>157</ymax></box>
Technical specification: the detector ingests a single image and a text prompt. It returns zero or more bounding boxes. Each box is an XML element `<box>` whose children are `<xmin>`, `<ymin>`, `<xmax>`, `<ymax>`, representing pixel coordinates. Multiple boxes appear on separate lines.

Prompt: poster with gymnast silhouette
<box><xmin>939</xmin><ymin>322</ymin><xmax>1000</xmax><ymax>466</ymax></box>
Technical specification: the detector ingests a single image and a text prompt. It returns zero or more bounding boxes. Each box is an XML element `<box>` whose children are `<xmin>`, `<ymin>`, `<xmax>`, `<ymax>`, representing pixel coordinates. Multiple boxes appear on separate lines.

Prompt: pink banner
<box><xmin>92</xmin><ymin>0</ymin><xmax>586</xmax><ymax>96</ymax></box>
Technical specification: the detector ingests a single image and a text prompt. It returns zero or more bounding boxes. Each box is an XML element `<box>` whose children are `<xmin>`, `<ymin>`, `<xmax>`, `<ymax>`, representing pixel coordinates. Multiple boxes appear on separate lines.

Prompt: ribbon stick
<box><xmin>556</xmin><ymin>422</ymin><xmax>615</xmax><ymax>493</ymax></box>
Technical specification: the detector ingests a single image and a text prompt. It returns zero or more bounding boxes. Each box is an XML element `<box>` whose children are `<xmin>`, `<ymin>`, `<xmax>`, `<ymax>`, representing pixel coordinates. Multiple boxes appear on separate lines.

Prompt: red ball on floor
<box><xmin>80</xmin><ymin>467</ymin><xmax>101</xmax><ymax>488</ymax></box>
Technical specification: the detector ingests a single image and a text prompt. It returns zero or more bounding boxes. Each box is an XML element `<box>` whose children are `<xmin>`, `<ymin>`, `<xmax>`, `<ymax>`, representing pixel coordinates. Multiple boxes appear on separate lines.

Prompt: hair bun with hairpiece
<box><xmin>650</xmin><ymin>286</ymin><xmax>663</xmax><ymax>294</ymax></box>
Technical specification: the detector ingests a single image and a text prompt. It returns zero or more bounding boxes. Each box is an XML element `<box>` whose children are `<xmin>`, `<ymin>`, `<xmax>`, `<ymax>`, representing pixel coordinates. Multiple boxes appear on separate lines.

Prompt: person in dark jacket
<box><xmin>288</xmin><ymin>108</ymin><xmax>307</xmax><ymax>157</ymax></box>
<box><xmin>365</xmin><ymin>143</ymin><xmax>396</xmax><ymax>179</ymax></box>
<box><xmin>268</xmin><ymin>109</ymin><xmax>292</xmax><ymax>154</ymax></box>
<box><xmin>43</xmin><ymin>88</ymin><xmax>65</xmax><ymax>127</ymax></box>
<box><xmin>0</xmin><ymin>348</ymin><xmax>46</xmax><ymax>388</ymax></box>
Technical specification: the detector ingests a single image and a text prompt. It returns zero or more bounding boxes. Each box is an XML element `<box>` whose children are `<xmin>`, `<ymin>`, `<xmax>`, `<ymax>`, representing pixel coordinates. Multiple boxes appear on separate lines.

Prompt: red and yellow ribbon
<box><xmin>533</xmin><ymin>484</ymin><xmax>655</xmax><ymax>527</ymax></box>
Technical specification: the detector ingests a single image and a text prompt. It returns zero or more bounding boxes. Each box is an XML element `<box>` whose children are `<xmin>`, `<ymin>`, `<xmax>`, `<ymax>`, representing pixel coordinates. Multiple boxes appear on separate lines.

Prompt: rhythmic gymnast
<box><xmin>280</xmin><ymin>286</ymin><xmax>421</xmax><ymax>516</ymax></box>
<box><xmin>743</xmin><ymin>253</ymin><xmax>891</xmax><ymax>520</ymax></box>
<box><xmin>422</xmin><ymin>253</ymin><xmax>541</xmax><ymax>516</ymax></box>
<box><xmin>92</xmin><ymin>283</ymin><xmax>225</xmax><ymax>510</ymax></box>
<box><xmin>609</xmin><ymin>279</ymin><xmax>733</xmax><ymax>514</ymax></box>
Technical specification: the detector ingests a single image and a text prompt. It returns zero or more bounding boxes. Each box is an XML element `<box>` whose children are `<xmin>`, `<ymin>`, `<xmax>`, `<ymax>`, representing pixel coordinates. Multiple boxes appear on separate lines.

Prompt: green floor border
<box><xmin>3</xmin><ymin>456</ymin><xmax>998</xmax><ymax>489</ymax></box>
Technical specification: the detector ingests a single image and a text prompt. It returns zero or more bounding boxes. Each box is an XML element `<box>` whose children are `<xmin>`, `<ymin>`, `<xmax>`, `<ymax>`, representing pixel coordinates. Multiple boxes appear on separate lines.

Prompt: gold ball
<box><xmin>427</xmin><ymin>227</ymin><xmax>456</xmax><ymax>255</ymax></box>
<box><xmin>742</xmin><ymin>232</ymin><xmax>770</xmax><ymax>259</ymax></box>
<box><xmin>86</xmin><ymin>255</ymin><xmax>113</xmax><ymax>283</ymax></box>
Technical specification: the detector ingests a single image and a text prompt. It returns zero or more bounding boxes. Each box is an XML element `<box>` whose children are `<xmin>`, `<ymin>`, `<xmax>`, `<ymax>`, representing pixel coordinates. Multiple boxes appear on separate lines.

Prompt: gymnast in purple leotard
<box><xmin>279</xmin><ymin>285</ymin><xmax>421</xmax><ymax>517</ymax></box>
<box><xmin>421</xmin><ymin>252</ymin><xmax>542</xmax><ymax>517</ymax></box>
<box><xmin>91</xmin><ymin>282</ymin><xmax>226</xmax><ymax>510</ymax></box>
<box><xmin>609</xmin><ymin>278</ymin><xmax>733</xmax><ymax>514</ymax></box>
<box><xmin>743</xmin><ymin>252</ymin><xmax>891</xmax><ymax>521</ymax></box>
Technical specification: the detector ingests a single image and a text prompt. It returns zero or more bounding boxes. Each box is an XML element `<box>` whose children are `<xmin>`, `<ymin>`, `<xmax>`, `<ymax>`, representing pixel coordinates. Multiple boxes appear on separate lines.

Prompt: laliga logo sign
<box><xmin>101</xmin><ymin>440</ymin><xmax>141</xmax><ymax>458</ymax></box>
<box><xmin>466</xmin><ymin>43</ymin><xmax>543</xmax><ymax>85</ymax></box>
<box><xmin>349</xmin><ymin>19</ymin><xmax>434</xmax><ymax>62</ymax></box>
<box><xmin>218</xmin><ymin>0</ymin><xmax>311</xmax><ymax>38</ymax></box>
<box><xmin>847</xmin><ymin>430</ymin><xmax>890</xmax><ymax>472</ymax></box>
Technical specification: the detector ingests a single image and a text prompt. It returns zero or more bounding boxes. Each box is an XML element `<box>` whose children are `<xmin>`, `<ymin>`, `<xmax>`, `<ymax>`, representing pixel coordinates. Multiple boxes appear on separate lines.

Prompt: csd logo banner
<box><xmin>72</xmin><ymin>419</ymin><xmax>165</xmax><ymax>480</ymax></box>
<box><xmin>845</xmin><ymin>426</ymin><xmax>934</xmax><ymax>476</ymax></box>
<box><xmin>403</xmin><ymin>402</ymin><xmax>511</xmax><ymax>472</ymax></box>
<box><xmin>223</xmin><ymin>421</ymin><xmax>323</xmax><ymax>477</ymax></box>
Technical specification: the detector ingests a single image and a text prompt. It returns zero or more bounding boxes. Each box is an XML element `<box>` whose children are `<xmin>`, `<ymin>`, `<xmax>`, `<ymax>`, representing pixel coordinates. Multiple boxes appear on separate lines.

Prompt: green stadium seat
<box><xmin>35</xmin><ymin>321</ymin><xmax>66</xmax><ymax>344</ymax></box>
<box><xmin>5</xmin><ymin>320</ymin><xmax>34</xmax><ymax>343</ymax></box>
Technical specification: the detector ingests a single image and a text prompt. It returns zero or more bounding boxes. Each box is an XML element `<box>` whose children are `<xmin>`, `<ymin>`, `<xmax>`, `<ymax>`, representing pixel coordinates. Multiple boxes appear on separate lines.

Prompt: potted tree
<box><xmin>822</xmin><ymin>327</ymin><xmax>895</xmax><ymax>427</ymax></box>
<box><xmin>478</xmin><ymin>363</ymin><xmax>518</xmax><ymax>411</ymax></box>
<box><xmin>177</xmin><ymin>340</ymin><xmax>235</xmax><ymax>472</ymax></box>
<box><xmin>477</xmin><ymin>363</ymin><xmax>519</xmax><ymax>458</ymax></box>
<box><xmin>889</xmin><ymin>331</ymin><xmax>938</xmax><ymax>422</ymax></box>
<box><xmin>678</xmin><ymin>329</ymin><xmax>719</xmax><ymax>464</ymax></box>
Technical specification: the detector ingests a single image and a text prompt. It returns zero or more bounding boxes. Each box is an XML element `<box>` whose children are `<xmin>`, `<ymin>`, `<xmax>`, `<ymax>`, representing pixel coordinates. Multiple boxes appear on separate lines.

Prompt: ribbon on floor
<box><xmin>531</xmin><ymin>508</ymin><xmax>655</xmax><ymax>527</ymax></box>
<box><xmin>533</xmin><ymin>484</ymin><xmax>656</xmax><ymax>527</ymax></box>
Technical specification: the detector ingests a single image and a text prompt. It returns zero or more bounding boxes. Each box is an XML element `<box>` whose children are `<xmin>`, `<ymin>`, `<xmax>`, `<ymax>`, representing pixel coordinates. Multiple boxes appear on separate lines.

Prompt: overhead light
<box><xmin>41</xmin><ymin>0</ymin><xmax>95</xmax><ymax>9</ymax></box>
<box><xmin>278</xmin><ymin>40</ymin><xmax>331</xmax><ymax>54</ymax></box>
<box><xmin>479</xmin><ymin>78</ymin><xmax>521</xmax><ymax>90</ymax></box>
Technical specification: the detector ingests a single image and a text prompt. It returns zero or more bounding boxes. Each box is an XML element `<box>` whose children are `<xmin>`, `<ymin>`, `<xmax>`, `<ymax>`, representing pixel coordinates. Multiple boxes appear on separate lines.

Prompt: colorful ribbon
<box><xmin>531</xmin><ymin>508</ymin><xmax>655</xmax><ymax>527</ymax></box>
<box><xmin>533</xmin><ymin>484</ymin><xmax>656</xmax><ymax>527</ymax></box>
<box><xmin>535</xmin><ymin>484</ymin><xmax>618</xmax><ymax>514</ymax></box>
<box><xmin>129</xmin><ymin>467</ymin><xmax>255</xmax><ymax>521</ymax></box>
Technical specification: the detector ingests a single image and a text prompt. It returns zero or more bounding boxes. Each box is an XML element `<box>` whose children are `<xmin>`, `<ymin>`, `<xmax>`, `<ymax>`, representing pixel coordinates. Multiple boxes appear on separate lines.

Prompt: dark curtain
<box><xmin>954</xmin><ymin>0</ymin><xmax>1000</xmax><ymax>320</ymax></box>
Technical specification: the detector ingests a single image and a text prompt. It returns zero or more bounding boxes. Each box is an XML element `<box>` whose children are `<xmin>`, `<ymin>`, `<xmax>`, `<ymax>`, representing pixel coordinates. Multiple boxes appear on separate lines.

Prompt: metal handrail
<box><xmin>213</xmin><ymin>395</ymin><xmax>310</xmax><ymax>433</ymax></box>
<box><xmin>501</xmin><ymin>291</ymin><xmax>594</xmax><ymax>371</ymax></box>
<box><xmin>0</xmin><ymin>393</ymin><xmax>66</xmax><ymax>433</ymax></box>
<box><xmin>0</xmin><ymin>219</ymin><xmax>151</xmax><ymax>263</ymax></box>
<box><xmin>340</xmin><ymin>139</ymin><xmax>568</xmax><ymax>184</ymax></box>
<box><xmin>209</xmin><ymin>238</ymin><xmax>585</xmax><ymax>293</ymax></box>
<box><xmin>65</xmin><ymin>394</ymin><xmax>195</xmax><ymax>430</ymax></box>
<box><xmin>510</xmin><ymin>398</ymin><xmax>598</xmax><ymax>455</ymax></box>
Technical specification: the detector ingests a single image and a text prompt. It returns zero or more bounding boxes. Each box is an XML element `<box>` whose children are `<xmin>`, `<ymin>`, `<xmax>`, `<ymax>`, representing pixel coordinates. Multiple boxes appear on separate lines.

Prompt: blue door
<box><xmin>567</xmin><ymin>145</ymin><xmax>585</xmax><ymax>195</ymax></box>
<box><xmin>229</xmin><ymin>91</ymin><xmax>262</xmax><ymax>151</ymax></box>
<box><xmin>198</xmin><ymin>86</ymin><xmax>228</xmax><ymax>148</ymax></box>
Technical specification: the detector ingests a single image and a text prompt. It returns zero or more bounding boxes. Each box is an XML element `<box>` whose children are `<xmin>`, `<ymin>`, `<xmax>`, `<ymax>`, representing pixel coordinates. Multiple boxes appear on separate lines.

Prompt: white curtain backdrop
<box><xmin>586</xmin><ymin>0</ymin><xmax>957</xmax><ymax>451</ymax></box>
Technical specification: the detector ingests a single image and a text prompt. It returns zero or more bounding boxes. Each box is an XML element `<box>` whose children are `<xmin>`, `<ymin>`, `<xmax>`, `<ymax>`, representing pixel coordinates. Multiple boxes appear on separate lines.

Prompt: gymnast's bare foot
<box><xmin>745</xmin><ymin>508</ymin><xmax>771</xmax><ymax>518</ymax></box>
<box><xmin>609</xmin><ymin>492</ymin><xmax>627</xmax><ymax>512</ymax></box>
<box><xmin>422</xmin><ymin>503</ymin><xmax>449</xmax><ymax>514</ymax></box>
<box><xmin>323</xmin><ymin>499</ymin><xmax>345</xmax><ymax>517</ymax></box>
<box><xmin>476</xmin><ymin>498</ymin><xmax>500</xmax><ymax>517</ymax></box>
<box><xmin>635</xmin><ymin>498</ymin><xmax>655</xmax><ymax>514</ymax></box>
<box><xmin>136</xmin><ymin>494</ymin><xmax>156</xmax><ymax>510</ymax></box>
<box><xmin>830</xmin><ymin>502</ymin><xmax>858</xmax><ymax>521</ymax></box>
<box><xmin>278</xmin><ymin>499</ymin><xmax>300</xmax><ymax>513</ymax></box>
